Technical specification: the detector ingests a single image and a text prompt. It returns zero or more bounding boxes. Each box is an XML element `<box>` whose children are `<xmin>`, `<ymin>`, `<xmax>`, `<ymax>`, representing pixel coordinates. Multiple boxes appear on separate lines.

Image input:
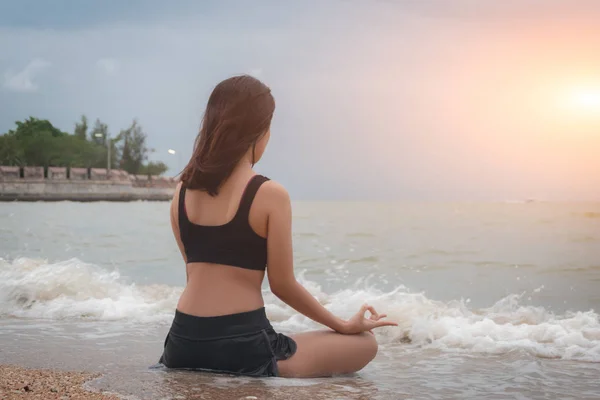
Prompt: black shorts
<box><xmin>158</xmin><ymin>307</ymin><xmax>297</xmax><ymax>377</ymax></box>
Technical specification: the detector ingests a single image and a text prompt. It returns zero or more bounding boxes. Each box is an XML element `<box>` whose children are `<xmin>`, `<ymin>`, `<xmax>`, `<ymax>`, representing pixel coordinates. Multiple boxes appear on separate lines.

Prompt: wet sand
<box><xmin>0</xmin><ymin>365</ymin><xmax>119</xmax><ymax>400</ymax></box>
<box><xmin>0</xmin><ymin>364</ymin><xmax>381</xmax><ymax>400</ymax></box>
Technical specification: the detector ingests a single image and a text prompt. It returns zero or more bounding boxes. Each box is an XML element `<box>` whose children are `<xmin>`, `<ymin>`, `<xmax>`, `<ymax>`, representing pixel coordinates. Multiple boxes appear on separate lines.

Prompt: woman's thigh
<box><xmin>277</xmin><ymin>330</ymin><xmax>378</xmax><ymax>378</ymax></box>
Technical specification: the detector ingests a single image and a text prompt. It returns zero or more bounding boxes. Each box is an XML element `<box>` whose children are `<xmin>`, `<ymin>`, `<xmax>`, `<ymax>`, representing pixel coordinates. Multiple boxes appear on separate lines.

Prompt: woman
<box><xmin>159</xmin><ymin>75</ymin><xmax>396</xmax><ymax>378</ymax></box>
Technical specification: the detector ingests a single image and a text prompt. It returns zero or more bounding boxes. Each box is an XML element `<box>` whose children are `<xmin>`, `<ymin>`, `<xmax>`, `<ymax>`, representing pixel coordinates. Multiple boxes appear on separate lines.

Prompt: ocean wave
<box><xmin>1</xmin><ymin>257</ymin><xmax>599</xmax><ymax>362</ymax></box>
<box><xmin>273</xmin><ymin>287</ymin><xmax>600</xmax><ymax>362</ymax></box>
<box><xmin>0</xmin><ymin>257</ymin><xmax>181</xmax><ymax>322</ymax></box>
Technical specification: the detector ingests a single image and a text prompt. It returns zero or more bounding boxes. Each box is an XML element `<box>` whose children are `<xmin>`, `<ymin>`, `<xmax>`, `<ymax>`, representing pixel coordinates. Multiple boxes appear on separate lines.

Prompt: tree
<box><xmin>118</xmin><ymin>119</ymin><xmax>149</xmax><ymax>175</ymax></box>
<box><xmin>1</xmin><ymin>118</ymin><xmax>90</xmax><ymax>167</ymax></box>
<box><xmin>0</xmin><ymin>133</ymin><xmax>24</xmax><ymax>165</ymax></box>
<box><xmin>1</xmin><ymin>116</ymin><xmax>167</xmax><ymax>173</ymax></box>
<box><xmin>8</xmin><ymin>117</ymin><xmax>65</xmax><ymax>140</ymax></box>
<box><xmin>21</xmin><ymin>132</ymin><xmax>59</xmax><ymax>166</ymax></box>
<box><xmin>74</xmin><ymin>115</ymin><xmax>88</xmax><ymax>140</ymax></box>
<box><xmin>6</xmin><ymin>118</ymin><xmax>68</xmax><ymax>166</ymax></box>
<box><xmin>139</xmin><ymin>161</ymin><xmax>169</xmax><ymax>176</ymax></box>
<box><xmin>53</xmin><ymin>134</ymin><xmax>105</xmax><ymax>167</ymax></box>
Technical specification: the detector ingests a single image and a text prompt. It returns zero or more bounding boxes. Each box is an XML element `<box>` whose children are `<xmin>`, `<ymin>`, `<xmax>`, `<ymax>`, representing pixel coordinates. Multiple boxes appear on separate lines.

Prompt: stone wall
<box><xmin>132</xmin><ymin>174</ymin><xmax>150</xmax><ymax>187</ymax></box>
<box><xmin>24</xmin><ymin>167</ymin><xmax>44</xmax><ymax>179</ymax></box>
<box><xmin>70</xmin><ymin>168</ymin><xmax>88</xmax><ymax>180</ymax></box>
<box><xmin>90</xmin><ymin>168</ymin><xmax>108</xmax><ymax>180</ymax></box>
<box><xmin>0</xmin><ymin>166</ymin><xmax>177</xmax><ymax>201</ymax></box>
<box><xmin>0</xmin><ymin>181</ymin><xmax>174</xmax><ymax>201</ymax></box>
<box><xmin>109</xmin><ymin>169</ymin><xmax>129</xmax><ymax>181</ymax></box>
<box><xmin>0</xmin><ymin>166</ymin><xmax>20</xmax><ymax>180</ymax></box>
<box><xmin>48</xmin><ymin>167</ymin><xmax>67</xmax><ymax>180</ymax></box>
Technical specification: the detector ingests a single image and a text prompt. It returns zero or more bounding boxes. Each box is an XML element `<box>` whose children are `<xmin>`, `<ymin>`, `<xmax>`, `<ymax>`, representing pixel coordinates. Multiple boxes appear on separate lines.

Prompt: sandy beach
<box><xmin>0</xmin><ymin>365</ymin><xmax>119</xmax><ymax>400</ymax></box>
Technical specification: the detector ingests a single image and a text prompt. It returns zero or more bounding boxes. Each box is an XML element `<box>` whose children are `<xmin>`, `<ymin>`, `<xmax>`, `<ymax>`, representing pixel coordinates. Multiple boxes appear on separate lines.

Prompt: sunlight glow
<box><xmin>566</xmin><ymin>86</ymin><xmax>600</xmax><ymax>114</ymax></box>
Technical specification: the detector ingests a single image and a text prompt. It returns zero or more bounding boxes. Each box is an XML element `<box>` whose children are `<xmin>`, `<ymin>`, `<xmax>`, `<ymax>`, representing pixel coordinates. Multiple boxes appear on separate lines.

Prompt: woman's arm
<box><xmin>264</xmin><ymin>181</ymin><xmax>348</xmax><ymax>332</ymax></box>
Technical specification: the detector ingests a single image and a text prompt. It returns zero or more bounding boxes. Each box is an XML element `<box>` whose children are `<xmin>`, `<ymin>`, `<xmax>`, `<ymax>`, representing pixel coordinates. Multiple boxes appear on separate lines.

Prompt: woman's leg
<box><xmin>277</xmin><ymin>330</ymin><xmax>378</xmax><ymax>378</ymax></box>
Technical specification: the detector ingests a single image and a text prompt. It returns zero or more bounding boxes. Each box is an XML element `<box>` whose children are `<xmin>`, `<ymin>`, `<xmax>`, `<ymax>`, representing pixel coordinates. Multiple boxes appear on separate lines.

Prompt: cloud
<box><xmin>3</xmin><ymin>58</ymin><xmax>51</xmax><ymax>92</ymax></box>
<box><xmin>96</xmin><ymin>58</ymin><xmax>119</xmax><ymax>76</ymax></box>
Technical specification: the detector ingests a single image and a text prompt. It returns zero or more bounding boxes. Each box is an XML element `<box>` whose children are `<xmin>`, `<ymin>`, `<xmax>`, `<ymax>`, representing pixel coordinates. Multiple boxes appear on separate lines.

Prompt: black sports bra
<box><xmin>178</xmin><ymin>175</ymin><xmax>269</xmax><ymax>271</ymax></box>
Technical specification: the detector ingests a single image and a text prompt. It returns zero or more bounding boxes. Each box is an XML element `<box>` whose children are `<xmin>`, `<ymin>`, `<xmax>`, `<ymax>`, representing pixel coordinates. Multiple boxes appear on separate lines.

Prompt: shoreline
<box><xmin>0</xmin><ymin>365</ymin><xmax>121</xmax><ymax>400</ymax></box>
<box><xmin>0</xmin><ymin>364</ymin><xmax>381</xmax><ymax>400</ymax></box>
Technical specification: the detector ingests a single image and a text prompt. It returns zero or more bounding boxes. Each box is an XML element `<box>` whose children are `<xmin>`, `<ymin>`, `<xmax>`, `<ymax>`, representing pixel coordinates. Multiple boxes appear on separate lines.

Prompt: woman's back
<box><xmin>172</xmin><ymin>169</ymin><xmax>271</xmax><ymax>317</ymax></box>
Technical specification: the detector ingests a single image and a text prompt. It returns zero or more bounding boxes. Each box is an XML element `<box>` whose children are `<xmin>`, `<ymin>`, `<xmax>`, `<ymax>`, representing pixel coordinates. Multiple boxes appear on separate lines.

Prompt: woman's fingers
<box><xmin>359</xmin><ymin>304</ymin><xmax>379</xmax><ymax>320</ymax></box>
<box><xmin>360</xmin><ymin>304</ymin><xmax>397</xmax><ymax>330</ymax></box>
<box><xmin>359</xmin><ymin>303</ymin><xmax>370</xmax><ymax>316</ymax></box>
<box><xmin>374</xmin><ymin>320</ymin><xmax>398</xmax><ymax>328</ymax></box>
<box><xmin>364</xmin><ymin>305</ymin><xmax>380</xmax><ymax>320</ymax></box>
<box><xmin>364</xmin><ymin>315</ymin><xmax>398</xmax><ymax>330</ymax></box>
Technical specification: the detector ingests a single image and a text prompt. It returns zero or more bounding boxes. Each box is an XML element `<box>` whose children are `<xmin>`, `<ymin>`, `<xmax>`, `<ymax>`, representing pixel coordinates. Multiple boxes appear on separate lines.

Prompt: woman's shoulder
<box><xmin>258</xmin><ymin>178</ymin><xmax>291</xmax><ymax>208</ymax></box>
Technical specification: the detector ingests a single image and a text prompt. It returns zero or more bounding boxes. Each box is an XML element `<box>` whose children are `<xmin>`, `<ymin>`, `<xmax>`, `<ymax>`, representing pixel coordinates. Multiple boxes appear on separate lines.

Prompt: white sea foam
<box><xmin>1</xmin><ymin>257</ymin><xmax>599</xmax><ymax>362</ymax></box>
<box><xmin>0</xmin><ymin>257</ymin><xmax>181</xmax><ymax>322</ymax></box>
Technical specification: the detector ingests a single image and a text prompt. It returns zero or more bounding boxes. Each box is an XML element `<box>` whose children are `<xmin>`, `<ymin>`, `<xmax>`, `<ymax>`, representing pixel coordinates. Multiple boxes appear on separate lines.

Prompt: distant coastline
<box><xmin>0</xmin><ymin>166</ymin><xmax>176</xmax><ymax>202</ymax></box>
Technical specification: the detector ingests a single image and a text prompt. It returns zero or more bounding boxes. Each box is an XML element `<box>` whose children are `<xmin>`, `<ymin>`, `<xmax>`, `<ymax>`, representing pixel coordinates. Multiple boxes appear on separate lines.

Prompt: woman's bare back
<box><xmin>171</xmin><ymin>169</ymin><xmax>269</xmax><ymax>317</ymax></box>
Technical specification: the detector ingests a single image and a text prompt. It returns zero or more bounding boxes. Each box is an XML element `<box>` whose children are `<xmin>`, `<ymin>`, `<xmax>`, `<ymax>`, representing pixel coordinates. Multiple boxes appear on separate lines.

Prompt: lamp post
<box><xmin>94</xmin><ymin>132</ymin><xmax>111</xmax><ymax>171</ymax></box>
<box><xmin>167</xmin><ymin>149</ymin><xmax>182</xmax><ymax>175</ymax></box>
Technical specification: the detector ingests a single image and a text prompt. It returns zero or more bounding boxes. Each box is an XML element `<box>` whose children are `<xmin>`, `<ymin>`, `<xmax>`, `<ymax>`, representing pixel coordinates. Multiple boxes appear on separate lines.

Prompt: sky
<box><xmin>1</xmin><ymin>0</ymin><xmax>599</xmax><ymax>201</ymax></box>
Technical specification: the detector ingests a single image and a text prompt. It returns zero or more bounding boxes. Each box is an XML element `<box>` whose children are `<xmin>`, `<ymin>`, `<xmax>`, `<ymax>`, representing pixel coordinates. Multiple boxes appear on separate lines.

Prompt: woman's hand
<box><xmin>338</xmin><ymin>304</ymin><xmax>398</xmax><ymax>335</ymax></box>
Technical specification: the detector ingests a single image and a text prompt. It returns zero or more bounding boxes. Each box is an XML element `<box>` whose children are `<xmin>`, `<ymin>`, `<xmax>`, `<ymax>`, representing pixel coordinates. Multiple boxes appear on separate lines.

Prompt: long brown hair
<box><xmin>180</xmin><ymin>75</ymin><xmax>275</xmax><ymax>195</ymax></box>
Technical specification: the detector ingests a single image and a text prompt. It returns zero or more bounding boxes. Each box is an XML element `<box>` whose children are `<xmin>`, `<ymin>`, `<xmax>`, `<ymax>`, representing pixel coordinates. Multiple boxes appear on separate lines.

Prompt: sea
<box><xmin>1</xmin><ymin>200</ymin><xmax>599</xmax><ymax>399</ymax></box>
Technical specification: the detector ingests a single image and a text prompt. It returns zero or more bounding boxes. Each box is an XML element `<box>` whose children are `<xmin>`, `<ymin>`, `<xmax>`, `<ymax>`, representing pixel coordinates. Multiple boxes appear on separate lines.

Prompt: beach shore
<box><xmin>1</xmin><ymin>364</ymin><xmax>367</xmax><ymax>400</ymax></box>
<box><xmin>0</xmin><ymin>365</ymin><xmax>120</xmax><ymax>400</ymax></box>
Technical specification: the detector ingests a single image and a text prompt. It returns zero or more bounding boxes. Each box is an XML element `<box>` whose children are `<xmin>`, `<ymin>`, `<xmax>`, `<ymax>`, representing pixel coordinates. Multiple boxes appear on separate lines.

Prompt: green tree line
<box><xmin>0</xmin><ymin>116</ymin><xmax>168</xmax><ymax>176</ymax></box>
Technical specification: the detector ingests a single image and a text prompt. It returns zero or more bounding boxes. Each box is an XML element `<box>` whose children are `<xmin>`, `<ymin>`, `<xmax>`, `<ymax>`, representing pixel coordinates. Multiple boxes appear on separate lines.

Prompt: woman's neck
<box><xmin>231</xmin><ymin>157</ymin><xmax>254</xmax><ymax>177</ymax></box>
